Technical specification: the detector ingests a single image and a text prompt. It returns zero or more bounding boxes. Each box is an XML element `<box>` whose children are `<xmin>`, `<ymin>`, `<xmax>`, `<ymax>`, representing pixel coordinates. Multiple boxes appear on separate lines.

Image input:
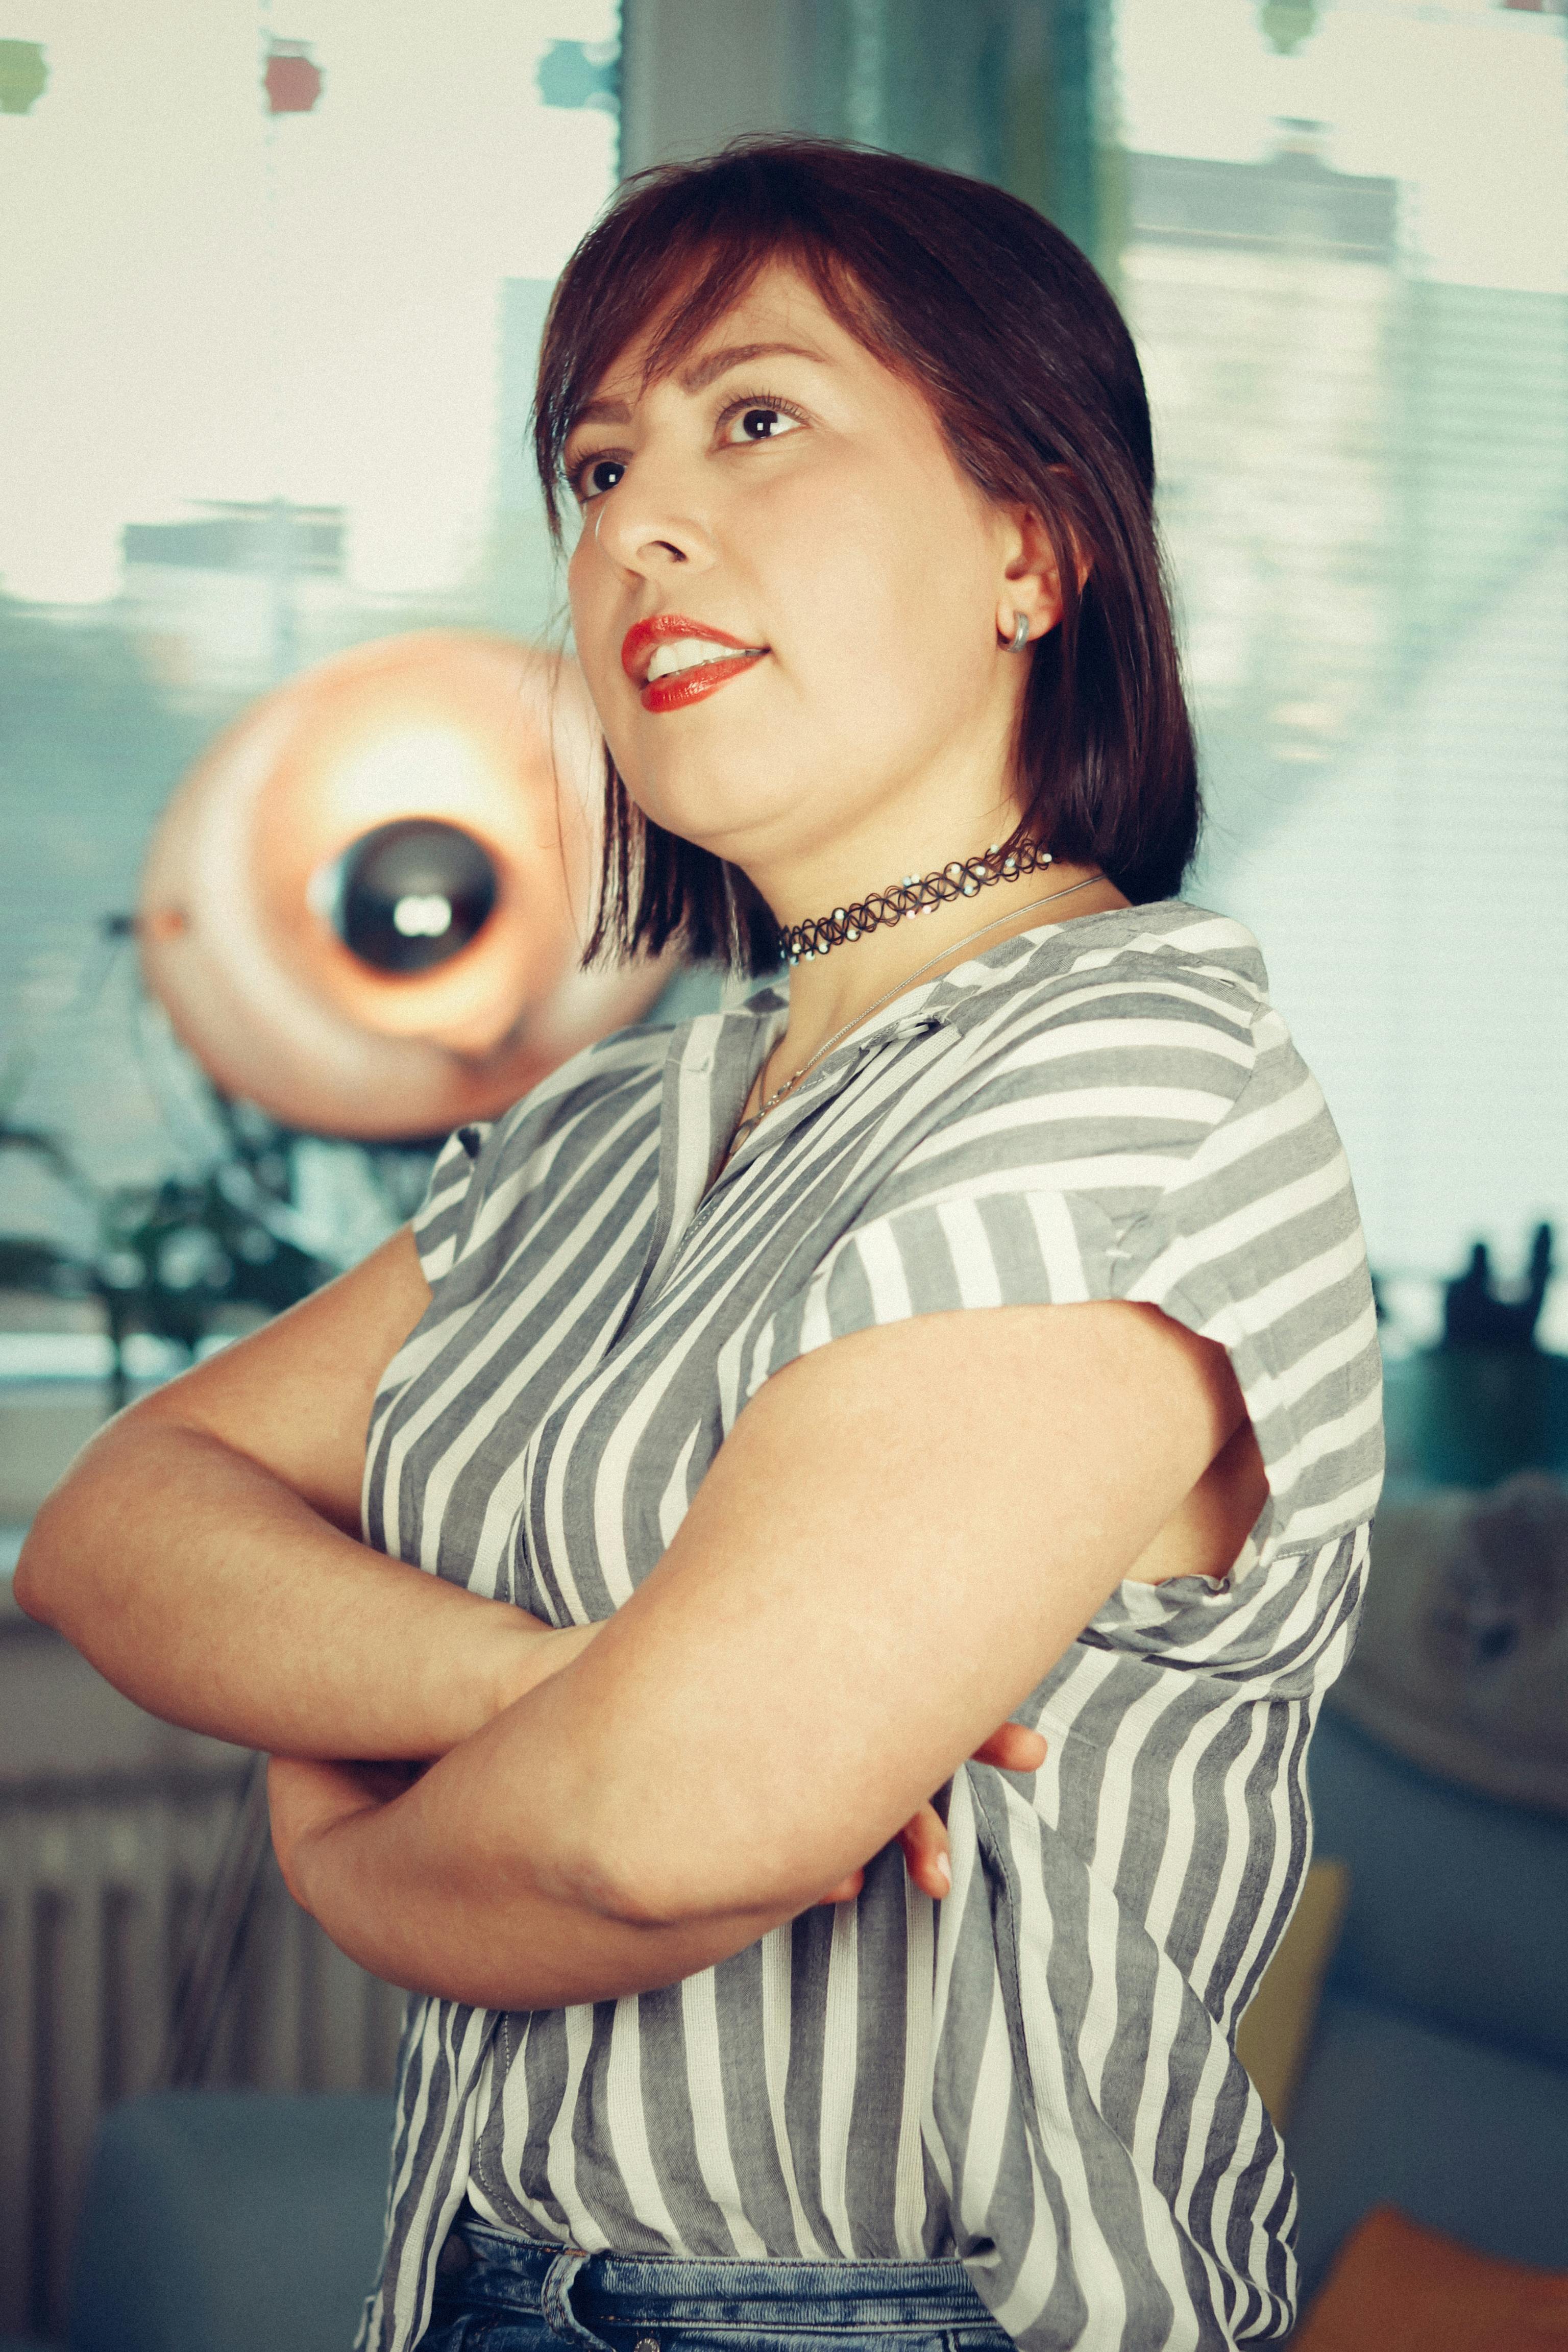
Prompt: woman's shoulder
<box><xmin>917</xmin><ymin>898</ymin><xmax>1291</xmax><ymax>1169</ymax></box>
<box><xmin>870</xmin><ymin>894</ymin><xmax>1366</xmax><ymax>1349</ymax></box>
<box><xmin>927</xmin><ymin>902</ymin><xmax>1382</xmax><ymax>1555</ymax></box>
<box><xmin>964</xmin><ymin>898</ymin><xmax>1272</xmax><ymax>1059</ymax></box>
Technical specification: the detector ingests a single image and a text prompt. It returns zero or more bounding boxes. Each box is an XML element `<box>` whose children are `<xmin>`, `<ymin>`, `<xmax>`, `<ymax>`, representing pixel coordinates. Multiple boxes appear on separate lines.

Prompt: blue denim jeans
<box><xmin>421</xmin><ymin>2214</ymin><xmax>1015</xmax><ymax>2352</ymax></box>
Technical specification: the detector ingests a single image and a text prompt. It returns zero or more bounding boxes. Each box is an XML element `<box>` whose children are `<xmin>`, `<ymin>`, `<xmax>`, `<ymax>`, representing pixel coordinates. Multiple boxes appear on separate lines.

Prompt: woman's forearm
<box><xmin>284</xmin><ymin>1751</ymin><xmax>795</xmax><ymax>2008</ymax></box>
<box><xmin>15</xmin><ymin>1417</ymin><xmax>577</xmax><ymax>1760</ymax></box>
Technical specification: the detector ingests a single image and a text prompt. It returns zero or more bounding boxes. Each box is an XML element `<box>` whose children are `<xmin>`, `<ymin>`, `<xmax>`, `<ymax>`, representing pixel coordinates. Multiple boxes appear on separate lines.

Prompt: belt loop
<box><xmin>542</xmin><ymin>2247</ymin><xmax>615</xmax><ymax>2352</ymax></box>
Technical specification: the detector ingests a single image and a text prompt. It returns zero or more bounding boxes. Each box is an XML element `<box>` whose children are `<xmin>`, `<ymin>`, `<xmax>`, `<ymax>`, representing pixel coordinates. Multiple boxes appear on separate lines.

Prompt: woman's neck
<box><xmin>747</xmin><ymin>852</ymin><xmax>1128</xmax><ymax>1119</ymax></box>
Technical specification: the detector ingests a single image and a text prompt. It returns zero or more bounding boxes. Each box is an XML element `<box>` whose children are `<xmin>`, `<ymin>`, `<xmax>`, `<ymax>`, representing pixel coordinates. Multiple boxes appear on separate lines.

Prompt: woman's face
<box><xmin>564</xmin><ymin>262</ymin><xmax>1042</xmax><ymax>897</ymax></box>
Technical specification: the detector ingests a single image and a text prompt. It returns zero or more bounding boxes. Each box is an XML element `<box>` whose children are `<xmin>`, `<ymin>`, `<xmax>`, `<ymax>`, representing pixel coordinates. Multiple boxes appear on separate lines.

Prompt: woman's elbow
<box><xmin>533</xmin><ymin>1805</ymin><xmax>687</xmax><ymax>1929</ymax></box>
<box><xmin>13</xmin><ymin>1432</ymin><xmax>127</xmax><ymax>1632</ymax></box>
<box><xmin>10</xmin><ymin>1538</ymin><xmax>45</xmax><ymax>1623</ymax></box>
<box><xmin>12</xmin><ymin>1491</ymin><xmax>76</xmax><ymax>1627</ymax></box>
<box><xmin>13</xmin><ymin>1405</ymin><xmax>177</xmax><ymax>1634</ymax></box>
<box><xmin>506</xmin><ymin>1710</ymin><xmax>831</xmax><ymax>1930</ymax></box>
<box><xmin>563</xmin><ymin>1807</ymin><xmax>822</xmax><ymax>1930</ymax></box>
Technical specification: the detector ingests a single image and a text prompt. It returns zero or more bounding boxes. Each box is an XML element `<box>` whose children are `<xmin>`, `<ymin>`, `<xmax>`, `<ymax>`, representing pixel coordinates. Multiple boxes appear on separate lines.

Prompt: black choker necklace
<box><xmin>778</xmin><ymin>839</ymin><xmax>1052</xmax><ymax>966</ymax></box>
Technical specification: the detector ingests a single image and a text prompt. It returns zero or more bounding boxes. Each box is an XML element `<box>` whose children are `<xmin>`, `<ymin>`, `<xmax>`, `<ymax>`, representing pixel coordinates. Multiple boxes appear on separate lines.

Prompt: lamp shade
<box><xmin>138</xmin><ymin>631</ymin><xmax>671</xmax><ymax>1138</ymax></box>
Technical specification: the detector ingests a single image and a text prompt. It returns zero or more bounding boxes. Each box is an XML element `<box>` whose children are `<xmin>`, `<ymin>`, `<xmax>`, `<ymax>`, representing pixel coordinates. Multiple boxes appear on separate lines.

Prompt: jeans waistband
<box><xmin>437</xmin><ymin>2215</ymin><xmax>999</xmax><ymax>2338</ymax></box>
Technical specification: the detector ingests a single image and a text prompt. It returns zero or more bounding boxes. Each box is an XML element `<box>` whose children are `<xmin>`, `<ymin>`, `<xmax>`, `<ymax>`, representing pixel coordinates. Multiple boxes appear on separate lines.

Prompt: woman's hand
<box><xmin>268</xmin><ymin>1754</ymin><xmax>414</xmax><ymax>1910</ymax></box>
<box><xmin>272</xmin><ymin>1656</ymin><xmax>1043</xmax><ymax>1931</ymax></box>
<box><xmin>814</xmin><ymin>1720</ymin><xmax>1047</xmax><ymax>1907</ymax></box>
<box><xmin>271</xmin><ymin>1622</ymin><xmax>602</xmax><ymax>1911</ymax></box>
<box><xmin>487</xmin><ymin>1620</ymin><xmax>604</xmax><ymax>1720</ymax></box>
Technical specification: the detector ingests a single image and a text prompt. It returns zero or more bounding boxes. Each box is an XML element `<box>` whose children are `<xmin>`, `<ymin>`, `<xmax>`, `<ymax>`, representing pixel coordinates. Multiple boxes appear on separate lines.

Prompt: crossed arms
<box><xmin>15</xmin><ymin>1224</ymin><xmax>1259</xmax><ymax>2010</ymax></box>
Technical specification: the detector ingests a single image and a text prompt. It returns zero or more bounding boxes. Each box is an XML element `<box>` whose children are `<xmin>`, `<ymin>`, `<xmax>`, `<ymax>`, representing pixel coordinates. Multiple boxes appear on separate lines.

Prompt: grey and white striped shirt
<box><xmin>356</xmin><ymin>899</ymin><xmax>1383</xmax><ymax>2352</ymax></box>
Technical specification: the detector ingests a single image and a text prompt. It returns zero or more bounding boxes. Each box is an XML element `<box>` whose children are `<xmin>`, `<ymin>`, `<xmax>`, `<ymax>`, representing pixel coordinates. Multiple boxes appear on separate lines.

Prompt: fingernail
<box><xmin>934</xmin><ymin>1854</ymin><xmax>951</xmax><ymax>1893</ymax></box>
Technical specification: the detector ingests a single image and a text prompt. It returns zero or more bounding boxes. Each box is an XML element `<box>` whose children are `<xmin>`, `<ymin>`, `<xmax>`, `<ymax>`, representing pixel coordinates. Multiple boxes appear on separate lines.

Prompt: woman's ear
<box><xmin>995</xmin><ymin>502</ymin><xmax>1087</xmax><ymax>648</ymax></box>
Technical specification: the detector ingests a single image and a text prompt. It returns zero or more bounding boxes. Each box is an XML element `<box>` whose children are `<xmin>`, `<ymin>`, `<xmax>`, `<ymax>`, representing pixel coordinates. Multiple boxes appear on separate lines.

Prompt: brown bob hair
<box><xmin>534</xmin><ymin>139</ymin><xmax>1200</xmax><ymax>976</ymax></box>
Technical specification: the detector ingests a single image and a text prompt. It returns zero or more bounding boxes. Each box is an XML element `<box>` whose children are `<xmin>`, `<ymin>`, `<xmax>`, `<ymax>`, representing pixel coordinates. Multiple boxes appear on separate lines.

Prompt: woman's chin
<box><xmin>622</xmin><ymin>763</ymin><xmax>810</xmax><ymax>861</ymax></box>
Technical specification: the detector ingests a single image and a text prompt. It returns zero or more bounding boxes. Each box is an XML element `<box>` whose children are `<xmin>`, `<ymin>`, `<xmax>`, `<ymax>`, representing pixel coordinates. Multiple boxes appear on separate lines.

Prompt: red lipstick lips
<box><xmin>620</xmin><ymin>614</ymin><xmax>768</xmax><ymax>714</ymax></box>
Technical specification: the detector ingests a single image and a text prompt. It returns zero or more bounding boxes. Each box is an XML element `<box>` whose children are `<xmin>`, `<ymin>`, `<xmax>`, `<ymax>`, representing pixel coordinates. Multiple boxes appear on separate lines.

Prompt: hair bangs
<box><xmin>535</xmin><ymin>165</ymin><xmax>879</xmax><ymax>545</ymax></box>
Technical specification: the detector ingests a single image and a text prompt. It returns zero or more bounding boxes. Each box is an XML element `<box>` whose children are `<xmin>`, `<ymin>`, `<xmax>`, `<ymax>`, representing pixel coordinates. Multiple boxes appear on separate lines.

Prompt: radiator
<box><xmin>0</xmin><ymin>1771</ymin><xmax>405</xmax><ymax>2340</ymax></box>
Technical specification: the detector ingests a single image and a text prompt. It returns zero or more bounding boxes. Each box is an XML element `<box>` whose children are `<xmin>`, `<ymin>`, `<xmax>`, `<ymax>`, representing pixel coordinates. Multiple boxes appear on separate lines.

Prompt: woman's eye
<box><xmin>722</xmin><ymin>405</ymin><xmax>801</xmax><ymax>447</ymax></box>
<box><xmin>572</xmin><ymin>403</ymin><xmax>799</xmax><ymax>500</ymax></box>
<box><xmin>577</xmin><ymin>456</ymin><xmax>625</xmax><ymax>502</ymax></box>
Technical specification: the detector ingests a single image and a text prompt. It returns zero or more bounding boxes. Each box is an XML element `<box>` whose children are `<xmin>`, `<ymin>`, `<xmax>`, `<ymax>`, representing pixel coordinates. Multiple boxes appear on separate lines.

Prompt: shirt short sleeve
<box><xmin>741</xmin><ymin>979</ymin><xmax>1383</xmax><ymax>1563</ymax></box>
<box><xmin>1113</xmin><ymin>1032</ymin><xmax>1384</xmax><ymax>1552</ymax></box>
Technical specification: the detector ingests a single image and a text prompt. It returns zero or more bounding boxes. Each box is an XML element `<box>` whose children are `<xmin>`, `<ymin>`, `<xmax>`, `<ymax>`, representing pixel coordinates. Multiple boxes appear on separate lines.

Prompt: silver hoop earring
<box><xmin>1004</xmin><ymin>612</ymin><xmax>1031</xmax><ymax>653</ymax></box>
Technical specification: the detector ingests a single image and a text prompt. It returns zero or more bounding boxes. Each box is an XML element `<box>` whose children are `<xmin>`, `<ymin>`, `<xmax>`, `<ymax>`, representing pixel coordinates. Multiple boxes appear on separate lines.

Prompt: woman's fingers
<box><xmin>970</xmin><ymin>1722</ymin><xmax>1047</xmax><ymax>1772</ymax></box>
<box><xmin>897</xmin><ymin>1800</ymin><xmax>952</xmax><ymax>1900</ymax></box>
<box><xmin>814</xmin><ymin>1865</ymin><xmax>865</xmax><ymax>1906</ymax></box>
<box><xmin>899</xmin><ymin>1727</ymin><xmax>1045</xmax><ymax>1900</ymax></box>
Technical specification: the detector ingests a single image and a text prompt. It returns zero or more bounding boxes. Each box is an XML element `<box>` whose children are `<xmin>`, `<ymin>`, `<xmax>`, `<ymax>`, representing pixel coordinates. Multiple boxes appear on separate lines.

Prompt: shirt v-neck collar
<box><xmin>717</xmin><ymin>986</ymin><xmax>950</xmax><ymax>1177</ymax></box>
<box><xmin>627</xmin><ymin>990</ymin><xmax>932</xmax><ymax>1319</ymax></box>
<box><xmin>708</xmin><ymin>911</ymin><xmax>1077</xmax><ymax>1153</ymax></box>
<box><xmin>636</xmin><ymin>901</ymin><xmax>1160</xmax><ymax>1311</ymax></box>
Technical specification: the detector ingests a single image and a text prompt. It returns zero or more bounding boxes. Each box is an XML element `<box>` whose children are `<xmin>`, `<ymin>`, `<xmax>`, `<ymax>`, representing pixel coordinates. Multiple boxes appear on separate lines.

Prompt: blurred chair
<box><xmin>66</xmin><ymin>2091</ymin><xmax>394</xmax><ymax>2352</ymax></box>
<box><xmin>1292</xmin><ymin>1707</ymin><xmax>1568</xmax><ymax>2299</ymax></box>
<box><xmin>36</xmin><ymin>1662</ymin><xmax>1567</xmax><ymax>2347</ymax></box>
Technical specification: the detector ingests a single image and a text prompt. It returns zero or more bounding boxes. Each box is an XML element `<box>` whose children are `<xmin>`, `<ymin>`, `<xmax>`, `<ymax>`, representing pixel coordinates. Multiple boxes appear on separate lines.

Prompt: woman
<box><xmin>18</xmin><ymin>142</ymin><xmax>1382</xmax><ymax>2352</ymax></box>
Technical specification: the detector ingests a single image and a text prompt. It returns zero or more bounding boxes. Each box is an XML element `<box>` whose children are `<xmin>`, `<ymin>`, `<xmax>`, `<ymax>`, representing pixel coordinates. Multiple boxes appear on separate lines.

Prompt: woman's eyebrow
<box><xmin>676</xmin><ymin>340</ymin><xmax>828</xmax><ymax>393</ymax></box>
<box><xmin>566</xmin><ymin>342</ymin><xmax>828</xmax><ymax>443</ymax></box>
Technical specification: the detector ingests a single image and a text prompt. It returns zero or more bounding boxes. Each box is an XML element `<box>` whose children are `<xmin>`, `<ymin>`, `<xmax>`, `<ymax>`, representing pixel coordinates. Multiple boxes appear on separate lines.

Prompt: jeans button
<box><xmin>634</xmin><ymin>2339</ymin><xmax>659</xmax><ymax>2352</ymax></box>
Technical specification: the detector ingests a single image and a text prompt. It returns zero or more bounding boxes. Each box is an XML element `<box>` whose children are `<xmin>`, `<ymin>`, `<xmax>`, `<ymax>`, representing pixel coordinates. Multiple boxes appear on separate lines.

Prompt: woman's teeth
<box><xmin>646</xmin><ymin>637</ymin><xmax>760</xmax><ymax>682</ymax></box>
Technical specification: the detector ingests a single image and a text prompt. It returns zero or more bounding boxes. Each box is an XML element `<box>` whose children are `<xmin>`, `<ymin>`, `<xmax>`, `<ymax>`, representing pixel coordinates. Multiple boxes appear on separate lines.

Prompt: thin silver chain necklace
<box><xmin>727</xmin><ymin>868</ymin><xmax>1106</xmax><ymax>1157</ymax></box>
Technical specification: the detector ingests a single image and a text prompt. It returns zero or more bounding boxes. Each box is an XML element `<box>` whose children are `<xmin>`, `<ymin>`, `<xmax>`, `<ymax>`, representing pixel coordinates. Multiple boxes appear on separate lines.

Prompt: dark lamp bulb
<box><xmin>333</xmin><ymin>820</ymin><xmax>498</xmax><ymax>975</ymax></box>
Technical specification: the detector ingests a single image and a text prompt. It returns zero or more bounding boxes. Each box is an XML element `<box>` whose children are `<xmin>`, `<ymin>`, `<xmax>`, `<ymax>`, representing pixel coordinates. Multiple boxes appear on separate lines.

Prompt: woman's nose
<box><xmin>591</xmin><ymin>463</ymin><xmax>713</xmax><ymax>577</ymax></box>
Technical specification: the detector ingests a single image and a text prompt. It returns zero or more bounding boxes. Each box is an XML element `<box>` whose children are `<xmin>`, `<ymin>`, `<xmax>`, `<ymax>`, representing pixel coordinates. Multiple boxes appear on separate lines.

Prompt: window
<box><xmin>1111</xmin><ymin>0</ymin><xmax>1568</xmax><ymax>1344</ymax></box>
<box><xmin>1</xmin><ymin>4</ymin><xmax>620</xmax><ymax>1368</ymax></box>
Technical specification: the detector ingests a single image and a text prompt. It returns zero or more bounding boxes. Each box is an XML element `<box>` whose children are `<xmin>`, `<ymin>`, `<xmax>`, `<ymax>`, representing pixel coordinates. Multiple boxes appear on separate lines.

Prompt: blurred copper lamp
<box><xmin>137</xmin><ymin>631</ymin><xmax>673</xmax><ymax>1140</ymax></box>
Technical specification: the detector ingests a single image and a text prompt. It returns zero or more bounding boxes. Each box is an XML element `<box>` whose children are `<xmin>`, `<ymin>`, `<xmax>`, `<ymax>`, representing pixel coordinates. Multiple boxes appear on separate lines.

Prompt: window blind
<box><xmin>1111</xmin><ymin>0</ymin><xmax>1568</xmax><ymax>1343</ymax></box>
